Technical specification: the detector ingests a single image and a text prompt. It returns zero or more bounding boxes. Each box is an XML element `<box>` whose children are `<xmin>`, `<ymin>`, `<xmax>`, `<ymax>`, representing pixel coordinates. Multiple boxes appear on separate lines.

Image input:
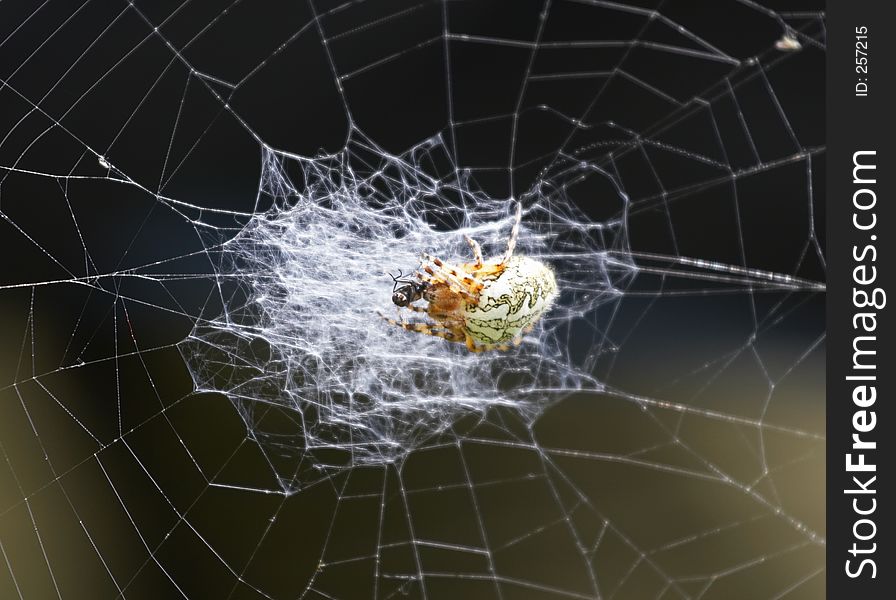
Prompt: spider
<box><xmin>381</xmin><ymin>203</ymin><xmax>558</xmax><ymax>352</ymax></box>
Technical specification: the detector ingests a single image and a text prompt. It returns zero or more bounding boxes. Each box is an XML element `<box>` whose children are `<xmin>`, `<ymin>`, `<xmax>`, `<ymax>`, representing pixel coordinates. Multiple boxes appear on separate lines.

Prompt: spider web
<box><xmin>0</xmin><ymin>1</ymin><xmax>825</xmax><ymax>599</ymax></box>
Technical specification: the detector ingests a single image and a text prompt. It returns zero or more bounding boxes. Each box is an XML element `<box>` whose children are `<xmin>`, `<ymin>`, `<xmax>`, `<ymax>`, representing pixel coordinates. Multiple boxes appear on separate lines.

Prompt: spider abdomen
<box><xmin>462</xmin><ymin>256</ymin><xmax>557</xmax><ymax>344</ymax></box>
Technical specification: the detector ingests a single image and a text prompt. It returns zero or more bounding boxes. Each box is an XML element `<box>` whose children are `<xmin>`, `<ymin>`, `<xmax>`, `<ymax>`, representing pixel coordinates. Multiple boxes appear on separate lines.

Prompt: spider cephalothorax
<box><xmin>382</xmin><ymin>204</ymin><xmax>558</xmax><ymax>352</ymax></box>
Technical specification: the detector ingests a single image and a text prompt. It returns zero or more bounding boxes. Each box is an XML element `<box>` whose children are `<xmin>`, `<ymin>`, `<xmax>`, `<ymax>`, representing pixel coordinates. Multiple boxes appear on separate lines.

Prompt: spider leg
<box><xmin>399</xmin><ymin>302</ymin><xmax>456</xmax><ymax>324</ymax></box>
<box><xmin>464</xmin><ymin>332</ymin><xmax>510</xmax><ymax>353</ymax></box>
<box><xmin>380</xmin><ymin>310</ymin><xmax>509</xmax><ymax>352</ymax></box>
<box><xmin>401</xmin><ymin>303</ymin><xmax>428</xmax><ymax>314</ymax></box>
<box><xmin>378</xmin><ymin>312</ymin><xmax>461</xmax><ymax>343</ymax></box>
<box><xmin>420</xmin><ymin>254</ymin><xmax>484</xmax><ymax>298</ymax></box>
<box><xmin>464</xmin><ymin>235</ymin><xmax>484</xmax><ymax>269</ymax></box>
<box><xmin>498</xmin><ymin>202</ymin><xmax>522</xmax><ymax>267</ymax></box>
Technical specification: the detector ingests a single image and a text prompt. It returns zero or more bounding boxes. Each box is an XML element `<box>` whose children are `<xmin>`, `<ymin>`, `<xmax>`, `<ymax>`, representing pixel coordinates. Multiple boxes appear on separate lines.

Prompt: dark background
<box><xmin>1</xmin><ymin>1</ymin><xmax>825</xmax><ymax>599</ymax></box>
